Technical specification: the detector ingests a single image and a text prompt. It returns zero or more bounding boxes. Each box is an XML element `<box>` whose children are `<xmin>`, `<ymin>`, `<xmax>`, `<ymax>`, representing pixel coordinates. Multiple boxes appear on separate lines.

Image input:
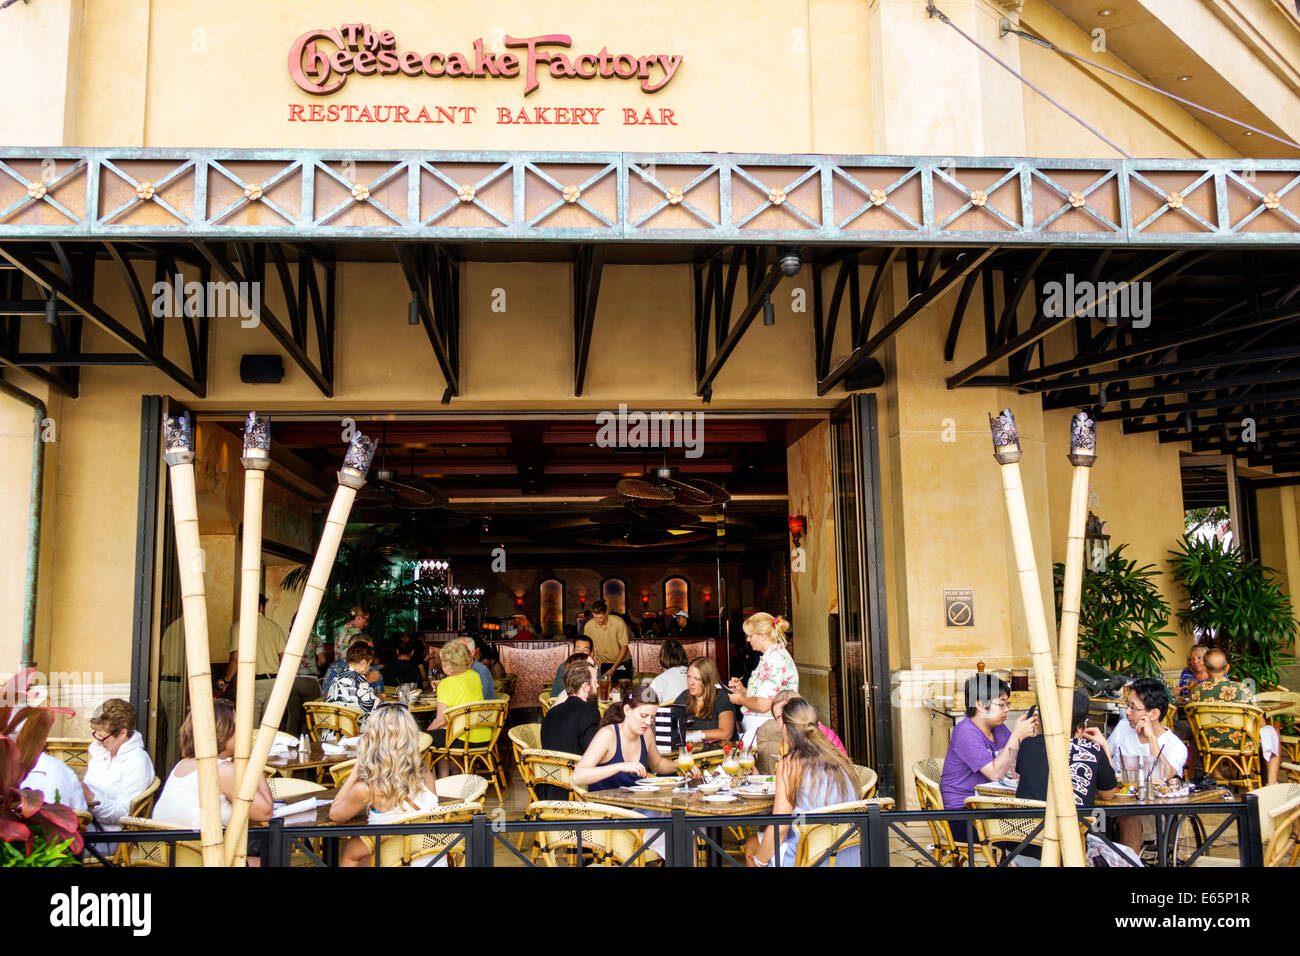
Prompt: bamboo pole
<box><xmin>989</xmin><ymin>409</ymin><xmax>1086</xmax><ymax>867</ymax></box>
<box><xmin>162</xmin><ymin>412</ymin><xmax>226</xmax><ymax>868</ymax></box>
<box><xmin>1040</xmin><ymin>411</ymin><xmax>1097</xmax><ymax>867</ymax></box>
<box><xmin>232</xmin><ymin>412</ymin><xmax>271</xmax><ymax>867</ymax></box>
<box><xmin>222</xmin><ymin>432</ymin><xmax>374</xmax><ymax>866</ymax></box>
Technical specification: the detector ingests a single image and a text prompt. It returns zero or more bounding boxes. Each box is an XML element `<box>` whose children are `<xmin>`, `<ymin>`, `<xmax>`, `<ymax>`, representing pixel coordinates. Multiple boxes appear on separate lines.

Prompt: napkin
<box><xmin>320</xmin><ymin>741</ymin><xmax>349</xmax><ymax>755</ymax></box>
<box><xmin>272</xmin><ymin>797</ymin><xmax>330</xmax><ymax>819</ymax></box>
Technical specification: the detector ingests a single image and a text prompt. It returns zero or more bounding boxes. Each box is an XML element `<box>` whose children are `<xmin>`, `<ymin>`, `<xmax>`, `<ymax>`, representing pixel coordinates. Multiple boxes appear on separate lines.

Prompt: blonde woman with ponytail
<box><xmin>329</xmin><ymin>703</ymin><xmax>442</xmax><ymax>867</ymax></box>
<box><xmin>727</xmin><ymin>612</ymin><xmax>798</xmax><ymax>746</ymax></box>
<box><xmin>745</xmin><ymin>697</ymin><xmax>859</xmax><ymax>868</ymax></box>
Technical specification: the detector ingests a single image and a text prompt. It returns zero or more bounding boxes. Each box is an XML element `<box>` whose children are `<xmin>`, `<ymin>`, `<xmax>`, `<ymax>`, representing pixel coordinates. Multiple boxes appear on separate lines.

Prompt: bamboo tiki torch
<box><xmin>989</xmin><ymin>409</ymin><xmax>1086</xmax><ymax>867</ymax></box>
<box><xmin>162</xmin><ymin>412</ymin><xmax>226</xmax><ymax>867</ymax></box>
<box><xmin>232</xmin><ymin>412</ymin><xmax>271</xmax><ymax>868</ymax></box>
<box><xmin>222</xmin><ymin>431</ymin><xmax>375</xmax><ymax>866</ymax></box>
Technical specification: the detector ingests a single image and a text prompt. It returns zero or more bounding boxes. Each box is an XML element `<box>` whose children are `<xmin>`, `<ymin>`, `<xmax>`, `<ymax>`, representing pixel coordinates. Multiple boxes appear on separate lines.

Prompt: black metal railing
<box><xmin>79</xmin><ymin>796</ymin><xmax>1263</xmax><ymax>868</ymax></box>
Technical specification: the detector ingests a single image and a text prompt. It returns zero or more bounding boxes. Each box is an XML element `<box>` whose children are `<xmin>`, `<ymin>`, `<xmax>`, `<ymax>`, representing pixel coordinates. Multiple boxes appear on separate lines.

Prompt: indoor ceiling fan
<box><xmin>611</xmin><ymin>465</ymin><xmax>731</xmax><ymax>509</ymax></box>
<box><xmin>351</xmin><ymin>429</ymin><xmax>449</xmax><ymax>510</ymax></box>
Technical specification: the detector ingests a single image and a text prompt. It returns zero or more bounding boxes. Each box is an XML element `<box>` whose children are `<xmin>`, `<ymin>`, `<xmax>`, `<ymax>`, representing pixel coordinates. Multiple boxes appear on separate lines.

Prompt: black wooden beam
<box><xmin>821</xmin><ymin>247</ymin><xmax>996</xmax><ymax>396</ymax></box>
<box><xmin>697</xmin><ymin>248</ymin><xmax>783</xmax><ymax>397</ymax></box>
<box><xmin>395</xmin><ymin>243</ymin><xmax>458</xmax><ymax>399</ymax></box>
<box><xmin>573</xmin><ymin>245</ymin><xmax>605</xmax><ymax>397</ymax></box>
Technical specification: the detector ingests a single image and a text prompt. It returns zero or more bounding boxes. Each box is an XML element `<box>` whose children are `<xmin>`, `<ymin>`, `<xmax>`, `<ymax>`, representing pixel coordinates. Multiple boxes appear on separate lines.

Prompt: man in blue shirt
<box><xmin>459</xmin><ymin>636</ymin><xmax>497</xmax><ymax>699</ymax></box>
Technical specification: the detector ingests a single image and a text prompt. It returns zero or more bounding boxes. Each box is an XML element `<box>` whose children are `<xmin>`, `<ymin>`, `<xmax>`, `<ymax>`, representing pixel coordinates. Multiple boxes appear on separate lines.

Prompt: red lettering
<box><xmin>437</xmin><ymin>106</ymin><xmax>456</xmax><ymax>123</ymax></box>
<box><xmin>498</xmin><ymin>53</ymin><xmax>519</xmax><ymax>78</ymax></box>
<box><xmin>423</xmin><ymin>53</ymin><xmax>445</xmax><ymax>77</ymax></box>
<box><xmin>574</xmin><ymin>53</ymin><xmax>598</xmax><ymax>78</ymax></box>
<box><xmin>343</xmin><ymin>105</ymin><xmax>359</xmax><ymax>122</ymax></box>
<box><xmin>378</xmin><ymin>30</ymin><xmax>395</xmax><ymax>46</ymax></box>
<box><xmin>376</xmin><ymin>49</ymin><xmax>400</xmax><ymax>74</ymax></box>
<box><xmin>353</xmin><ymin>51</ymin><xmax>377</xmax><ymax>75</ymax></box>
<box><xmin>330</xmin><ymin>50</ymin><xmax>354</xmax><ymax>73</ymax></box>
<box><xmin>327</xmin><ymin>104</ymin><xmax>340</xmax><ymax>121</ymax></box>
<box><xmin>445</xmin><ymin>52</ymin><xmax>472</xmax><ymax>77</ymax></box>
<box><xmin>462</xmin><ymin>107</ymin><xmax>477</xmax><ymax>122</ymax></box>
<box><xmin>399</xmin><ymin>51</ymin><xmax>422</xmax><ymax>76</ymax></box>
<box><xmin>339</xmin><ymin>24</ymin><xmax>361</xmax><ymax>48</ymax></box>
<box><xmin>515</xmin><ymin>108</ymin><xmax>531</xmax><ymax>124</ymax></box>
<box><xmin>555</xmin><ymin>108</ymin><xmax>569</xmax><ymax>124</ymax></box>
<box><xmin>588</xmin><ymin>107</ymin><xmax>605</xmax><ymax>124</ymax></box>
<box><xmin>534</xmin><ymin>107</ymin><xmax>551</xmax><ymax>124</ymax></box>
<box><xmin>359</xmin><ymin>24</ymin><xmax>379</xmax><ymax>52</ymax></box>
<box><xmin>287</xmin><ymin>30</ymin><xmax>346</xmax><ymax>95</ymax></box>
<box><xmin>415</xmin><ymin>106</ymin><xmax>433</xmax><ymax>123</ymax></box>
<box><xmin>623</xmin><ymin>108</ymin><xmax>638</xmax><ymax>125</ymax></box>
<box><xmin>497</xmin><ymin>107</ymin><xmax>513</xmax><ymax>124</ymax></box>
<box><xmin>504</xmin><ymin>33</ymin><xmax>573</xmax><ymax>96</ymax></box>
<box><xmin>288</xmin><ymin>104</ymin><xmax>305</xmax><ymax>121</ymax></box>
<box><xmin>309</xmin><ymin>104</ymin><xmax>324</xmax><ymax>121</ymax></box>
<box><xmin>661</xmin><ymin>109</ymin><xmax>677</xmax><ymax>126</ymax></box>
<box><xmin>395</xmin><ymin>105</ymin><xmax>410</xmax><ymax>122</ymax></box>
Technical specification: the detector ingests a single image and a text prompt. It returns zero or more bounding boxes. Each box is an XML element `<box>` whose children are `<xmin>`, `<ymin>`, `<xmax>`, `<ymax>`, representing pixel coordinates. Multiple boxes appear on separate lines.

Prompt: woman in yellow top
<box><xmin>428</xmin><ymin>640</ymin><xmax>490</xmax><ymax>777</ymax></box>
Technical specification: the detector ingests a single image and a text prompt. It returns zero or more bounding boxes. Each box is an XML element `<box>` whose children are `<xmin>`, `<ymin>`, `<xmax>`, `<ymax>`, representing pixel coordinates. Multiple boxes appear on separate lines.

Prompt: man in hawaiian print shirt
<box><xmin>1188</xmin><ymin>648</ymin><xmax>1281</xmax><ymax>785</ymax></box>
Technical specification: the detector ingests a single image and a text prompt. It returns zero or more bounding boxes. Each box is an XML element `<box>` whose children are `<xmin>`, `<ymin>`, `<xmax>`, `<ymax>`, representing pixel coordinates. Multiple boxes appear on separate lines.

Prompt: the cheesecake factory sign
<box><xmin>289</xmin><ymin>25</ymin><xmax>684</xmax><ymax>97</ymax></box>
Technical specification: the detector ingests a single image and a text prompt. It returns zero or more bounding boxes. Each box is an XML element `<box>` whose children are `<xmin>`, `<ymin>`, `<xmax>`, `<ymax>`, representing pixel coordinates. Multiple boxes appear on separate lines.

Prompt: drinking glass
<box><xmin>738</xmin><ymin>748</ymin><xmax>755</xmax><ymax>775</ymax></box>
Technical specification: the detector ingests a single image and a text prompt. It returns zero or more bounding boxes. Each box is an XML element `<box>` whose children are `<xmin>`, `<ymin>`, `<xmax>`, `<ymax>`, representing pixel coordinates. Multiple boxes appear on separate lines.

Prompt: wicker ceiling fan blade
<box><xmin>616</xmin><ymin>478</ymin><xmax>674</xmax><ymax>501</ymax></box>
<box><xmin>659</xmin><ymin>478</ymin><xmax>713</xmax><ymax>507</ymax></box>
<box><xmin>680</xmin><ymin>477</ymin><xmax>731</xmax><ymax>504</ymax></box>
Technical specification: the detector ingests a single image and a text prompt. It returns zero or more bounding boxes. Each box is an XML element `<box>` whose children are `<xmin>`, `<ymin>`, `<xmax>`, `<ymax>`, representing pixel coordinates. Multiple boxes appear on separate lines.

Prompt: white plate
<box><xmin>702</xmin><ymin>793</ymin><xmax>738</xmax><ymax>802</ymax></box>
<box><xmin>640</xmin><ymin>776</ymin><xmax>683</xmax><ymax>787</ymax></box>
<box><xmin>736</xmin><ymin>787</ymin><xmax>773</xmax><ymax>798</ymax></box>
<box><xmin>630</xmin><ymin>785</ymin><xmax>661</xmax><ymax>793</ymax></box>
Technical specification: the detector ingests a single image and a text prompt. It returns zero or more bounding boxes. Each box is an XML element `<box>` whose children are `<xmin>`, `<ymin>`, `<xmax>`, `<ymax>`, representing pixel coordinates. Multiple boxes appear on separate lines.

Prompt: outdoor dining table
<box><xmin>264</xmin><ymin>742</ymin><xmax>357</xmax><ymax>776</ymax></box>
<box><xmin>592</xmin><ymin>780</ymin><xmax>775</xmax><ymax>865</ymax></box>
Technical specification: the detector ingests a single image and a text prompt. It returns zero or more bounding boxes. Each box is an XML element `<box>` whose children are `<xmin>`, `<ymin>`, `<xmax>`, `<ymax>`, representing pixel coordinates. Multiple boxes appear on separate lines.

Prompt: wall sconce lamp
<box><xmin>788</xmin><ymin>514</ymin><xmax>807</xmax><ymax>548</ymax></box>
<box><xmin>1084</xmin><ymin>512</ymin><xmax>1110</xmax><ymax>572</ymax></box>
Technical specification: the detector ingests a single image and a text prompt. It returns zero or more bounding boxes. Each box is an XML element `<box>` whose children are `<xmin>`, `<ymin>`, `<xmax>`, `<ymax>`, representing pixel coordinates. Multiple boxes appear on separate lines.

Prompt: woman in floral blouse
<box><xmin>727</xmin><ymin>612</ymin><xmax>798</xmax><ymax>746</ymax></box>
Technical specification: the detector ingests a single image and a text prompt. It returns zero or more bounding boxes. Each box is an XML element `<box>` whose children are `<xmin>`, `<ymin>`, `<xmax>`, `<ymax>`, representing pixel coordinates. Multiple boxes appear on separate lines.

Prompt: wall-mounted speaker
<box><xmin>239</xmin><ymin>354</ymin><xmax>285</xmax><ymax>384</ymax></box>
<box><xmin>844</xmin><ymin>358</ymin><xmax>885</xmax><ymax>391</ymax></box>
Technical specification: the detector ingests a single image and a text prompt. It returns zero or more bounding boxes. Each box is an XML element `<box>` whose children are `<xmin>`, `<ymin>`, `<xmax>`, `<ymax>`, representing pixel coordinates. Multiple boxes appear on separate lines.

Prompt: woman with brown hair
<box><xmin>82</xmin><ymin>698</ymin><xmax>155</xmax><ymax>831</ymax></box>
<box><xmin>745</xmin><ymin>697</ymin><xmax>858</xmax><ymax>868</ymax></box>
<box><xmin>572</xmin><ymin>685</ymin><xmax>681</xmax><ymax>791</ymax></box>
<box><xmin>674</xmin><ymin>657</ymin><xmax>736</xmax><ymax>744</ymax></box>
<box><xmin>152</xmin><ymin>699</ymin><xmax>274</xmax><ymax>830</ymax></box>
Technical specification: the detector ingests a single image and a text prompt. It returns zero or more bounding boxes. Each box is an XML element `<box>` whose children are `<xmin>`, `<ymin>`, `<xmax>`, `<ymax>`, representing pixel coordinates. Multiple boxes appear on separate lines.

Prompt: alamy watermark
<box><xmin>151</xmin><ymin>273</ymin><xmax>261</xmax><ymax>328</ymax></box>
<box><xmin>595</xmin><ymin>403</ymin><xmax>704</xmax><ymax>459</ymax></box>
<box><xmin>1042</xmin><ymin>274</ymin><xmax>1151</xmax><ymax>329</ymax></box>
<box><xmin>5</xmin><ymin>670</ymin><xmax>105</xmax><ymax>709</ymax></box>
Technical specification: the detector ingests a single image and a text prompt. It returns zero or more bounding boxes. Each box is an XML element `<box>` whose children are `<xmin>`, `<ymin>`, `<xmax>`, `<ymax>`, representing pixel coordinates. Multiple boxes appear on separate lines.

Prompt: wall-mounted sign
<box><xmin>944</xmin><ymin>589</ymin><xmax>973</xmax><ymax>627</ymax></box>
<box><xmin>289</xmin><ymin>25</ymin><xmax>684</xmax><ymax>97</ymax></box>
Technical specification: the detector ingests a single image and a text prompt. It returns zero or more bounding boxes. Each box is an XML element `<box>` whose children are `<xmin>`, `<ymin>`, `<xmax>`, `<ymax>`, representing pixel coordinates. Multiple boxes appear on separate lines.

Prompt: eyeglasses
<box><xmin>982</xmin><ymin>700</ymin><xmax>1009</xmax><ymax>712</ymax></box>
<box><xmin>92</xmin><ymin>730</ymin><xmax>112</xmax><ymax>742</ymax></box>
<box><xmin>1124</xmin><ymin>700</ymin><xmax>1147</xmax><ymax>712</ymax></box>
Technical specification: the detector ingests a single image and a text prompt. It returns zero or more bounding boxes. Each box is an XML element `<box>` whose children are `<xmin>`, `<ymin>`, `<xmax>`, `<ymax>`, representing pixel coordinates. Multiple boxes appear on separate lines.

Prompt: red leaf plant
<box><xmin>0</xmin><ymin>669</ymin><xmax>82</xmax><ymax>856</ymax></box>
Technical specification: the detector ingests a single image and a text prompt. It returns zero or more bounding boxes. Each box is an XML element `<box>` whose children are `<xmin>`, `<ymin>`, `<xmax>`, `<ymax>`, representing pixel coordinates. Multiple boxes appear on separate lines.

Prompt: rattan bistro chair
<box><xmin>539</xmin><ymin>692</ymin><xmax>556</xmax><ymax>715</ymax></box>
<box><xmin>913</xmin><ymin>757</ymin><xmax>969</xmax><ymax>867</ymax></box>
<box><xmin>525</xmin><ymin>800</ymin><xmax>657</xmax><ymax>867</ymax></box>
<box><xmin>793</xmin><ymin>797</ymin><xmax>894</xmax><ymax>867</ymax></box>
<box><xmin>304</xmin><ymin>702</ymin><xmax>364</xmax><ymax>742</ymax></box>
<box><xmin>853</xmin><ymin>765</ymin><xmax>878</xmax><ymax>799</ymax></box>
<box><xmin>1257</xmin><ymin>691</ymin><xmax>1300</xmax><ymax>763</ymax></box>
<box><xmin>329</xmin><ymin>758</ymin><xmax>358</xmax><ymax>789</ymax></box>
<box><xmin>435</xmin><ymin>773</ymin><xmax>490</xmax><ymax>804</ymax></box>
<box><xmin>268</xmin><ymin>777</ymin><xmax>327</xmax><ymax>801</ymax></box>
<box><xmin>1186</xmin><ymin>701</ymin><xmax>1267</xmax><ymax>792</ymax></box>
<box><xmin>375</xmin><ymin>802</ymin><xmax>483</xmax><ymax>867</ymax></box>
<box><xmin>509</xmin><ymin>723</ymin><xmax>542</xmax><ymax>769</ymax></box>
<box><xmin>115</xmin><ymin>817</ymin><xmax>203</xmax><ymax>867</ymax></box>
<box><xmin>46</xmin><ymin>738</ymin><xmax>91</xmax><ymax>779</ymax></box>
<box><xmin>521</xmin><ymin>748</ymin><xmax>584</xmax><ymax>803</ymax></box>
<box><xmin>1265</xmin><ymin>792</ymin><xmax>1300</xmax><ymax>867</ymax></box>
<box><xmin>429</xmin><ymin>700</ymin><xmax>509</xmax><ymax>800</ymax></box>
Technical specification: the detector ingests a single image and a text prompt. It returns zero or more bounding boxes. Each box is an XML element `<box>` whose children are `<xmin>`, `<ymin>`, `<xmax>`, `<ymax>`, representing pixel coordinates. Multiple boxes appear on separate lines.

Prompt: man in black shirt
<box><xmin>538</xmin><ymin>660</ymin><xmax>601</xmax><ymax>800</ymax></box>
<box><xmin>1015</xmin><ymin>689</ymin><xmax>1117</xmax><ymax>861</ymax></box>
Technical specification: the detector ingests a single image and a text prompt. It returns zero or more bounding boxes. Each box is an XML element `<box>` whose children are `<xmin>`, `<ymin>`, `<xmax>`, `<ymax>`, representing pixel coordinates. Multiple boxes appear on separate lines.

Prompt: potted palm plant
<box><xmin>1053</xmin><ymin>543</ymin><xmax>1176</xmax><ymax>678</ymax></box>
<box><xmin>1167</xmin><ymin>534</ymin><xmax>1297</xmax><ymax>691</ymax></box>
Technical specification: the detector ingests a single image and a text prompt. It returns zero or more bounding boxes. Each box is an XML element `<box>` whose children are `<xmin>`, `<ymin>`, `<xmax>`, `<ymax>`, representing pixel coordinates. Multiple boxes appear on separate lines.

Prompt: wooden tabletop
<box><xmin>265</xmin><ymin>743</ymin><xmax>356</xmax><ymax>774</ymax></box>
<box><xmin>973</xmin><ymin>780</ymin><xmax>1236</xmax><ymax>806</ymax></box>
<box><xmin>590</xmin><ymin>783</ymin><xmax>775</xmax><ymax>817</ymax></box>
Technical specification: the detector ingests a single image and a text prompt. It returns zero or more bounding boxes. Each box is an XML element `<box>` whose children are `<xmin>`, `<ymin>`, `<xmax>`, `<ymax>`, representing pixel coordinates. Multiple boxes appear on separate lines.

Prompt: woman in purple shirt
<box><xmin>939</xmin><ymin>674</ymin><xmax>1037</xmax><ymax>840</ymax></box>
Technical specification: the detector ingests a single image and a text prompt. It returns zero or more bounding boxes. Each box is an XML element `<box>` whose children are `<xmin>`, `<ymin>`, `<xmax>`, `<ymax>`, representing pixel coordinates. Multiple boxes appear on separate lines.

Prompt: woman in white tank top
<box><xmin>152</xmin><ymin>701</ymin><xmax>274</xmax><ymax>845</ymax></box>
<box><xmin>331</xmin><ymin>704</ymin><xmax>447</xmax><ymax>867</ymax></box>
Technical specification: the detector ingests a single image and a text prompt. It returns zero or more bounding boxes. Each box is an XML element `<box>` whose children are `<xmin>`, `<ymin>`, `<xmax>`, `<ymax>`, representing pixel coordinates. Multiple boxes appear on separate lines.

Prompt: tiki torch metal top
<box><xmin>989</xmin><ymin>408</ymin><xmax>1022</xmax><ymax>464</ymax></box>
<box><xmin>241</xmin><ymin>412</ymin><xmax>272</xmax><ymax>470</ymax></box>
<box><xmin>1068</xmin><ymin>410</ymin><xmax>1097</xmax><ymax>467</ymax></box>
<box><xmin>162</xmin><ymin>411</ymin><xmax>194</xmax><ymax>466</ymax></box>
<box><xmin>338</xmin><ymin>432</ymin><xmax>375</xmax><ymax>489</ymax></box>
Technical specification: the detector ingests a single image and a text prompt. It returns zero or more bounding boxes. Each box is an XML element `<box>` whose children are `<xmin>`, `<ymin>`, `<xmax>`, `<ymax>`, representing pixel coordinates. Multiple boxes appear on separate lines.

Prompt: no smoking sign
<box><xmin>944</xmin><ymin>588</ymin><xmax>973</xmax><ymax>627</ymax></box>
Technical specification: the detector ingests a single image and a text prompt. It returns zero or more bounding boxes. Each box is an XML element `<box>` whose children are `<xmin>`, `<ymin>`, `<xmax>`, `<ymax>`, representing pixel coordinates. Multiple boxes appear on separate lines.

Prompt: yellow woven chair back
<box><xmin>794</xmin><ymin>797</ymin><xmax>894</xmax><ymax>867</ymax></box>
<box><xmin>509</xmin><ymin>724</ymin><xmax>542</xmax><ymax>782</ymax></box>
<box><xmin>436</xmin><ymin>774</ymin><xmax>490</xmax><ymax>804</ymax></box>
<box><xmin>1264</xmin><ymin>792</ymin><xmax>1300</xmax><ymax>868</ymax></box>
<box><xmin>375</xmin><ymin>802</ymin><xmax>483</xmax><ymax>867</ymax></box>
<box><xmin>46</xmin><ymin>738</ymin><xmax>91</xmax><ymax>780</ymax></box>
<box><xmin>329</xmin><ymin>758</ymin><xmax>358</xmax><ymax>789</ymax></box>
<box><xmin>116</xmin><ymin>816</ymin><xmax>203</xmax><ymax>867</ymax></box>
<box><xmin>1186</xmin><ymin>701</ymin><xmax>1266</xmax><ymax>791</ymax></box>
<box><xmin>1250</xmin><ymin>782</ymin><xmax>1300</xmax><ymax>846</ymax></box>
<box><xmin>127</xmin><ymin>776</ymin><xmax>162</xmax><ymax>820</ymax></box>
<box><xmin>539</xmin><ymin>692</ymin><xmax>555</xmax><ymax>714</ymax></box>
<box><xmin>268</xmin><ymin>777</ymin><xmax>327</xmax><ymax>801</ymax></box>
<box><xmin>525</xmin><ymin>800</ymin><xmax>653</xmax><ymax>866</ymax></box>
<box><xmin>521</xmin><ymin>748</ymin><xmax>583</xmax><ymax>802</ymax></box>
<box><xmin>444</xmin><ymin>700</ymin><xmax>508</xmax><ymax>751</ymax></box>
<box><xmin>304</xmin><ymin>701</ymin><xmax>363</xmax><ymax>741</ymax></box>
<box><xmin>853</xmin><ymin>765</ymin><xmax>878</xmax><ymax>799</ymax></box>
